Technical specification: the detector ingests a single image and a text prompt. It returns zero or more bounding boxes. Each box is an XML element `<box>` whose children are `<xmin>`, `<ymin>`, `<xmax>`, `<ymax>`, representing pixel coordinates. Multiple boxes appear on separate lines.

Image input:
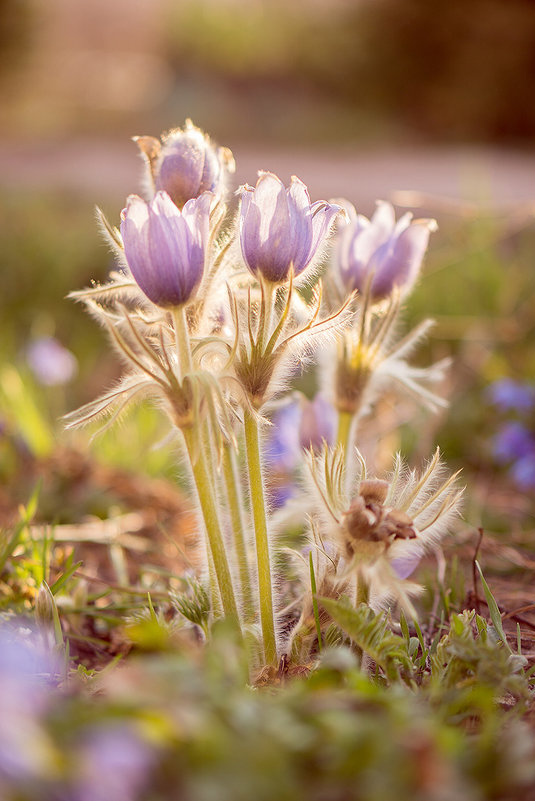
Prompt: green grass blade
<box><xmin>475</xmin><ymin>561</ymin><xmax>510</xmax><ymax>651</ymax></box>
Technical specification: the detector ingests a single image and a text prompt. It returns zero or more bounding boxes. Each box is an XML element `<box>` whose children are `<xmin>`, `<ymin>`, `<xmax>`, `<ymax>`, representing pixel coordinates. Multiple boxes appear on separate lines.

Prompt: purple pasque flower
<box><xmin>334</xmin><ymin>200</ymin><xmax>437</xmax><ymax>302</ymax></box>
<box><xmin>238</xmin><ymin>172</ymin><xmax>341</xmax><ymax>284</ymax></box>
<box><xmin>266</xmin><ymin>400</ymin><xmax>301</xmax><ymax>474</ymax></box>
<box><xmin>26</xmin><ymin>337</ymin><xmax>78</xmax><ymax>386</ymax></box>
<box><xmin>299</xmin><ymin>393</ymin><xmax>337</xmax><ymax>452</ymax></box>
<box><xmin>135</xmin><ymin>120</ymin><xmax>234</xmax><ymax>209</ymax></box>
<box><xmin>266</xmin><ymin>394</ymin><xmax>336</xmax><ymax>507</ymax></box>
<box><xmin>493</xmin><ymin>421</ymin><xmax>534</xmax><ymax>463</ymax></box>
<box><xmin>267</xmin><ymin>393</ymin><xmax>336</xmax><ymax>474</ymax></box>
<box><xmin>487</xmin><ymin>378</ymin><xmax>535</xmax><ymax>414</ymax></box>
<box><xmin>120</xmin><ymin>190</ymin><xmax>212</xmax><ymax>308</ymax></box>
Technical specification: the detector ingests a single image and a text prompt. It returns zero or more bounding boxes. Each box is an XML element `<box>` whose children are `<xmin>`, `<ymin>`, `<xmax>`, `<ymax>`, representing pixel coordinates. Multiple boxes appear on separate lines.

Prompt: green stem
<box><xmin>309</xmin><ymin>552</ymin><xmax>322</xmax><ymax>653</ymax></box>
<box><xmin>336</xmin><ymin>409</ymin><xmax>354</xmax><ymax>454</ymax></box>
<box><xmin>173</xmin><ymin>306</ymin><xmax>193</xmax><ymax>381</ymax></box>
<box><xmin>183</xmin><ymin>428</ymin><xmax>239</xmax><ymax>622</ymax></box>
<box><xmin>172</xmin><ymin>304</ymin><xmax>238</xmax><ymax>624</ymax></box>
<box><xmin>356</xmin><ymin>573</ymin><xmax>370</xmax><ymax>606</ymax></box>
<box><xmin>258</xmin><ymin>279</ymin><xmax>275</xmax><ymax>351</ymax></box>
<box><xmin>243</xmin><ymin>407</ymin><xmax>277</xmax><ymax>664</ymax></box>
<box><xmin>222</xmin><ymin>443</ymin><xmax>254</xmax><ymax>620</ymax></box>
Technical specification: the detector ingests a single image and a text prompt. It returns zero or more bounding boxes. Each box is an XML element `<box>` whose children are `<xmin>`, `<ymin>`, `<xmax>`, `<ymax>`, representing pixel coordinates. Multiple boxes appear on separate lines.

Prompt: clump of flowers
<box><xmin>488</xmin><ymin>378</ymin><xmax>535</xmax><ymax>490</ymax></box>
<box><xmin>66</xmin><ymin>121</ymin><xmax>462</xmax><ymax>671</ymax></box>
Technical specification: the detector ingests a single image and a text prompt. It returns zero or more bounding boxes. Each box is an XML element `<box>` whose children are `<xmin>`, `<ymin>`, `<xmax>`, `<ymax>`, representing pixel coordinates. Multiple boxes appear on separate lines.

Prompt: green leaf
<box><xmin>475</xmin><ymin>561</ymin><xmax>510</xmax><ymax>652</ymax></box>
<box><xmin>318</xmin><ymin>596</ymin><xmax>413</xmax><ymax>683</ymax></box>
<box><xmin>50</xmin><ymin>561</ymin><xmax>84</xmax><ymax>596</ymax></box>
<box><xmin>309</xmin><ymin>552</ymin><xmax>322</xmax><ymax>653</ymax></box>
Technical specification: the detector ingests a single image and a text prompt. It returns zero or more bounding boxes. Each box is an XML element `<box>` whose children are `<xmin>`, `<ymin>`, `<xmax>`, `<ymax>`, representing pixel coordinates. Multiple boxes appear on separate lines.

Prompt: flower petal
<box><xmin>240</xmin><ymin>172</ymin><xmax>294</xmax><ymax>282</ymax></box>
<box><xmin>287</xmin><ymin>176</ymin><xmax>313</xmax><ymax>273</ymax></box>
<box><xmin>120</xmin><ymin>191</ymin><xmax>209</xmax><ymax>307</ymax></box>
<box><xmin>370</xmin><ymin>220</ymin><xmax>432</xmax><ymax>299</ymax></box>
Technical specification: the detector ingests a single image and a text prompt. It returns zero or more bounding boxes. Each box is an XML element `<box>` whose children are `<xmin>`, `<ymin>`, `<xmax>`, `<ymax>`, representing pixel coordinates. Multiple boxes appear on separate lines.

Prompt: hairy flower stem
<box><xmin>356</xmin><ymin>574</ymin><xmax>370</xmax><ymax>606</ymax></box>
<box><xmin>336</xmin><ymin>410</ymin><xmax>354</xmax><ymax>454</ymax></box>
<box><xmin>183</xmin><ymin>428</ymin><xmax>240</xmax><ymax>622</ymax></box>
<box><xmin>172</xmin><ymin>306</ymin><xmax>193</xmax><ymax>380</ymax></box>
<box><xmin>258</xmin><ymin>279</ymin><xmax>275</xmax><ymax>351</ymax></box>
<box><xmin>222</xmin><ymin>443</ymin><xmax>254</xmax><ymax>620</ymax></box>
<box><xmin>243</xmin><ymin>407</ymin><xmax>277</xmax><ymax>664</ymax></box>
<box><xmin>172</xmin><ymin>305</ymin><xmax>239</xmax><ymax>624</ymax></box>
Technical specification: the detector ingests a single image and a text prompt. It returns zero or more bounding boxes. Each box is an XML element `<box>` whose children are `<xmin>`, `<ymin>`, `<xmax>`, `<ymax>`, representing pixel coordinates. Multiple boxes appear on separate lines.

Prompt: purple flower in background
<box><xmin>266</xmin><ymin>394</ymin><xmax>336</xmax><ymax>507</ymax></box>
<box><xmin>0</xmin><ymin>628</ymin><xmax>57</xmax><ymax>784</ymax></box>
<box><xmin>390</xmin><ymin>554</ymin><xmax>422</xmax><ymax>580</ymax></box>
<box><xmin>266</xmin><ymin>401</ymin><xmax>301</xmax><ymax>474</ymax></box>
<box><xmin>512</xmin><ymin>454</ymin><xmax>535</xmax><ymax>490</ymax></box>
<box><xmin>299</xmin><ymin>393</ymin><xmax>337</xmax><ymax>452</ymax></box>
<box><xmin>27</xmin><ymin>337</ymin><xmax>78</xmax><ymax>386</ymax></box>
<box><xmin>120</xmin><ymin>191</ymin><xmax>212</xmax><ymax>308</ymax></box>
<box><xmin>488</xmin><ymin>378</ymin><xmax>535</xmax><ymax>490</ymax></box>
<box><xmin>135</xmin><ymin>120</ymin><xmax>234</xmax><ymax>209</ymax></box>
<box><xmin>487</xmin><ymin>378</ymin><xmax>535</xmax><ymax>413</ymax></box>
<box><xmin>493</xmin><ymin>421</ymin><xmax>534</xmax><ymax>463</ymax></box>
<box><xmin>74</xmin><ymin>726</ymin><xmax>155</xmax><ymax>801</ymax></box>
<box><xmin>239</xmin><ymin>172</ymin><xmax>341</xmax><ymax>284</ymax></box>
<box><xmin>492</xmin><ymin>423</ymin><xmax>535</xmax><ymax>490</ymax></box>
<box><xmin>334</xmin><ymin>200</ymin><xmax>437</xmax><ymax>302</ymax></box>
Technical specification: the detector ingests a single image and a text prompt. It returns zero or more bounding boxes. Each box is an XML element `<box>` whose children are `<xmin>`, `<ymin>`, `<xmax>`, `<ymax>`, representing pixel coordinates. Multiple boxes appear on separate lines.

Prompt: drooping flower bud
<box><xmin>134</xmin><ymin>120</ymin><xmax>235</xmax><ymax>209</ymax></box>
<box><xmin>120</xmin><ymin>190</ymin><xmax>212</xmax><ymax>308</ymax></box>
<box><xmin>334</xmin><ymin>200</ymin><xmax>437</xmax><ymax>302</ymax></box>
<box><xmin>238</xmin><ymin>172</ymin><xmax>341</xmax><ymax>284</ymax></box>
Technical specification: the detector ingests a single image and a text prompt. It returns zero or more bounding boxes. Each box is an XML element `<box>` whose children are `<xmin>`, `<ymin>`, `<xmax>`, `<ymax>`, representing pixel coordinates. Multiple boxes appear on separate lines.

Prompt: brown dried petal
<box><xmin>359</xmin><ymin>479</ymin><xmax>389</xmax><ymax>505</ymax></box>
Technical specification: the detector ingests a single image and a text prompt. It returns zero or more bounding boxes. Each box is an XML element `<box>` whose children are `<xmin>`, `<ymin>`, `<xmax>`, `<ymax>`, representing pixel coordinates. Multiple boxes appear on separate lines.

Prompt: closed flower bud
<box><xmin>135</xmin><ymin>120</ymin><xmax>235</xmax><ymax>209</ymax></box>
<box><xmin>334</xmin><ymin>200</ymin><xmax>437</xmax><ymax>301</ymax></box>
<box><xmin>239</xmin><ymin>172</ymin><xmax>341</xmax><ymax>284</ymax></box>
<box><xmin>120</xmin><ymin>190</ymin><xmax>212</xmax><ymax>308</ymax></box>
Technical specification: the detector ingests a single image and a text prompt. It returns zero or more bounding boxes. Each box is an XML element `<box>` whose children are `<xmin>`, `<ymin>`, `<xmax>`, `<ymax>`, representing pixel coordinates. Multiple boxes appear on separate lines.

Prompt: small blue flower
<box><xmin>239</xmin><ymin>172</ymin><xmax>341</xmax><ymax>284</ymax></box>
<box><xmin>511</xmin><ymin>453</ymin><xmax>535</xmax><ymax>490</ymax></box>
<box><xmin>334</xmin><ymin>200</ymin><xmax>436</xmax><ymax>301</ymax></box>
<box><xmin>120</xmin><ymin>190</ymin><xmax>212</xmax><ymax>308</ymax></box>
<box><xmin>487</xmin><ymin>378</ymin><xmax>535</xmax><ymax>414</ymax></box>
<box><xmin>492</xmin><ymin>421</ymin><xmax>534</xmax><ymax>463</ymax></box>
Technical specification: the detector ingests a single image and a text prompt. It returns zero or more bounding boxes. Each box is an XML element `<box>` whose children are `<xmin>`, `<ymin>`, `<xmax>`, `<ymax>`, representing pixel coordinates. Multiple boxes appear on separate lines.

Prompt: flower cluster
<box><xmin>67</xmin><ymin>121</ymin><xmax>462</xmax><ymax>670</ymax></box>
<box><xmin>488</xmin><ymin>378</ymin><xmax>535</xmax><ymax>490</ymax></box>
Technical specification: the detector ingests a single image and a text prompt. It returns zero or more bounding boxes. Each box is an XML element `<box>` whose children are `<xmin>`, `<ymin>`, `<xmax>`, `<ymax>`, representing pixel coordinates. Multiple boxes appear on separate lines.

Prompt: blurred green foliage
<box><xmin>404</xmin><ymin>211</ymin><xmax>535</xmax><ymax>472</ymax></box>
<box><xmin>0</xmin><ymin>606</ymin><xmax>533</xmax><ymax>801</ymax></box>
<box><xmin>164</xmin><ymin>0</ymin><xmax>535</xmax><ymax>145</ymax></box>
<box><xmin>1</xmin><ymin>191</ymin><xmax>108</xmax><ymax>368</ymax></box>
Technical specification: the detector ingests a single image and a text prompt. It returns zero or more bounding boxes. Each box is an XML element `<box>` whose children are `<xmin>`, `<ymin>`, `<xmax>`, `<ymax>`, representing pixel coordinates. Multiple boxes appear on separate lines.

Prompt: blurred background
<box><xmin>1</xmin><ymin>0</ymin><xmax>535</xmax><ymax>535</ymax></box>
